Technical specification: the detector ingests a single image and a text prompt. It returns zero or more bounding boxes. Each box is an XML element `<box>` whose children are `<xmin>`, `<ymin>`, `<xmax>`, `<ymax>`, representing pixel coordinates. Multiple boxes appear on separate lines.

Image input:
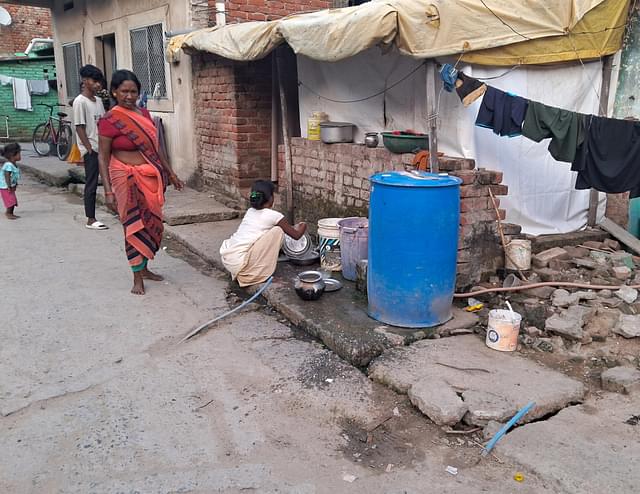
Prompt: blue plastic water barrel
<box><xmin>367</xmin><ymin>171</ymin><xmax>462</xmax><ymax>328</ymax></box>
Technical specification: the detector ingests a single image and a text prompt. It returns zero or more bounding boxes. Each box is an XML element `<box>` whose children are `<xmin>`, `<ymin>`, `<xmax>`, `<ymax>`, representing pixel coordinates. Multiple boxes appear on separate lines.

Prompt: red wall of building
<box><xmin>210</xmin><ymin>0</ymin><xmax>332</xmax><ymax>23</ymax></box>
<box><xmin>196</xmin><ymin>0</ymin><xmax>331</xmax><ymax>197</ymax></box>
<box><xmin>0</xmin><ymin>3</ymin><xmax>52</xmax><ymax>57</ymax></box>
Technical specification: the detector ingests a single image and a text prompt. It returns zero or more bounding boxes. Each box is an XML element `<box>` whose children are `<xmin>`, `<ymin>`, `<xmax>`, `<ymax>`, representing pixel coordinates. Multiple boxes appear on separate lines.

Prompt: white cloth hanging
<box><xmin>12</xmin><ymin>78</ymin><xmax>32</xmax><ymax>111</ymax></box>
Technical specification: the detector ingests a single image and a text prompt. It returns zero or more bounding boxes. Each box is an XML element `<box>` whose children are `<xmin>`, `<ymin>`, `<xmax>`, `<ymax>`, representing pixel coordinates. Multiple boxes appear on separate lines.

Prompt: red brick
<box><xmin>451</xmin><ymin>170</ymin><xmax>477</xmax><ymax>185</ymax></box>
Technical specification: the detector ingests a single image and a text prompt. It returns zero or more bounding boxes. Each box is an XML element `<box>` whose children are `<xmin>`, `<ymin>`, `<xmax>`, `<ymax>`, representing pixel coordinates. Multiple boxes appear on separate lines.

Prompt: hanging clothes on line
<box><xmin>522</xmin><ymin>101</ymin><xmax>587</xmax><ymax>163</ymax></box>
<box><xmin>453</xmin><ymin>73</ymin><xmax>640</xmax><ymax>199</ymax></box>
<box><xmin>475</xmin><ymin>86</ymin><xmax>528</xmax><ymax>137</ymax></box>
<box><xmin>572</xmin><ymin>116</ymin><xmax>640</xmax><ymax>198</ymax></box>
<box><xmin>455</xmin><ymin>73</ymin><xmax>486</xmax><ymax>107</ymax></box>
<box><xmin>27</xmin><ymin>80</ymin><xmax>49</xmax><ymax>95</ymax></box>
<box><xmin>12</xmin><ymin>78</ymin><xmax>32</xmax><ymax>111</ymax></box>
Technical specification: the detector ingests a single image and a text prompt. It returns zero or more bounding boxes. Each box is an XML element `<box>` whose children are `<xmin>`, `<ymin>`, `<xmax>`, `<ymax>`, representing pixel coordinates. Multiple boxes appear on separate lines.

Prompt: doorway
<box><xmin>95</xmin><ymin>34</ymin><xmax>117</xmax><ymax>83</ymax></box>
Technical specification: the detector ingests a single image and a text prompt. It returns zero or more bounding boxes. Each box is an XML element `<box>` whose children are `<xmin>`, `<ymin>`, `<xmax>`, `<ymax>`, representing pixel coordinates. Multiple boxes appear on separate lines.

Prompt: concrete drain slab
<box><xmin>368</xmin><ymin>335</ymin><xmax>584</xmax><ymax>427</ymax></box>
<box><xmin>498</xmin><ymin>393</ymin><xmax>640</xmax><ymax>494</ymax></box>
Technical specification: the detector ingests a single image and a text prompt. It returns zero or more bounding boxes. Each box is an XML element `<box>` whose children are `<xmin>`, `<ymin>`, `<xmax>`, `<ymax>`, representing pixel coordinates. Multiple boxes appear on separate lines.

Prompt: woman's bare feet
<box><xmin>131</xmin><ymin>271</ymin><xmax>145</xmax><ymax>295</ymax></box>
<box><xmin>5</xmin><ymin>213</ymin><xmax>18</xmax><ymax>220</ymax></box>
<box><xmin>141</xmin><ymin>267</ymin><xmax>164</xmax><ymax>281</ymax></box>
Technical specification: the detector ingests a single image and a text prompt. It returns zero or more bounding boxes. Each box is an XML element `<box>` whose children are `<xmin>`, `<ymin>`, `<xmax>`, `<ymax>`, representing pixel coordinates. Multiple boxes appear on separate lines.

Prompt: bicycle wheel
<box><xmin>56</xmin><ymin>124</ymin><xmax>73</xmax><ymax>161</ymax></box>
<box><xmin>32</xmin><ymin>123</ymin><xmax>52</xmax><ymax>156</ymax></box>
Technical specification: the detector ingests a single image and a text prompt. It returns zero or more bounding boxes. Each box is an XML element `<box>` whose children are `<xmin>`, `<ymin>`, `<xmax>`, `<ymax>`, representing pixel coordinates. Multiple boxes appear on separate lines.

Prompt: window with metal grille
<box><xmin>62</xmin><ymin>42</ymin><xmax>82</xmax><ymax>98</ymax></box>
<box><xmin>130</xmin><ymin>24</ymin><xmax>168</xmax><ymax>99</ymax></box>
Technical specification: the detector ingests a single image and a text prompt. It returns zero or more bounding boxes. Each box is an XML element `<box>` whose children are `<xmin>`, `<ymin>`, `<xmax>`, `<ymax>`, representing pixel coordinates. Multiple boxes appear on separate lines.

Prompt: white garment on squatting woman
<box><xmin>219</xmin><ymin>207</ymin><xmax>285</xmax><ymax>285</ymax></box>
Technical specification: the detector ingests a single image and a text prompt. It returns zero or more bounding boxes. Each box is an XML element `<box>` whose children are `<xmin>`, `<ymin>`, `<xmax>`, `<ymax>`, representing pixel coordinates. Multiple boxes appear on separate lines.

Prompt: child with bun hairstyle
<box><xmin>220</xmin><ymin>180</ymin><xmax>306</xmax><ymax>286</ymax></box>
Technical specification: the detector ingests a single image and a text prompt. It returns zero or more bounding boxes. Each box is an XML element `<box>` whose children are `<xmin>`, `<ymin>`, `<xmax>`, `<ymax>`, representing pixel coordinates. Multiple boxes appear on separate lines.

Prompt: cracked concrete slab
<box><xmin>498</xmin><ymin>393</ymin><xmax>640</xmax><ymax>494</ymax></box>
<box><xmin>162</xmin><ymin>187</ymin><xmax>240</xmax><ymax>226</ymax></box>
<box><xmin>368</xmin><ymin>335</ymin><xmax>584</xmax><ymax>426</ymax></box>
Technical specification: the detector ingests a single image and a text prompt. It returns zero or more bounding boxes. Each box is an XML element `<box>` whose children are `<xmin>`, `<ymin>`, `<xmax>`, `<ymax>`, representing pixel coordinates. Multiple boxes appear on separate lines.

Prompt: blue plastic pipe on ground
<box><xmin>481</xmin><ymin>401</ymin><xmax>536</xmax><ymax>457</ymax></box>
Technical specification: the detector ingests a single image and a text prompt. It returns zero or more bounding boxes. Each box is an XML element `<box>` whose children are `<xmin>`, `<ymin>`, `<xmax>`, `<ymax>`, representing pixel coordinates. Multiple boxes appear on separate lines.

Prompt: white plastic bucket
<box><xmin>486</xmin><ymin>308</ymin><xmax>522</xmax><ymax>352</ymax></box>
<box><xmin>505</xmin><ymin>239</ymin><xmax>532</xmax><ymax>271</ymax></box>
<box><xmin>318</xmin><ymin>217</ymin><xmax>343</xmax><ymax>271</ymax></box>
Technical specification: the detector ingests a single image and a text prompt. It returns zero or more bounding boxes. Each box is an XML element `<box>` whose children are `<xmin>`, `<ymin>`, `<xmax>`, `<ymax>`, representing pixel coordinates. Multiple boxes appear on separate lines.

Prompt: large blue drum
<box><xmin>367</xmin><ymin>171</ymin><xmax>462</xmax><ymax>328</ymax></box>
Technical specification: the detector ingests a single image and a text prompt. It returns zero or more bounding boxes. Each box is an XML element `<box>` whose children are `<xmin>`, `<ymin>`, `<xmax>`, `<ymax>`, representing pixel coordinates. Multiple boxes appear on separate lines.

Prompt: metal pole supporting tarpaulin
<box><xmin>276</xmin><ymin>50</ymin><xmax>295</xmax><ymax>223</ymax></box>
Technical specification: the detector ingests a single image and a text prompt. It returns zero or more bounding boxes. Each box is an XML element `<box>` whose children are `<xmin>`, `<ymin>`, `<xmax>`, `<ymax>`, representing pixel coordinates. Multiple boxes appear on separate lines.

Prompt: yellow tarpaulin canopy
<box><xmin>461</xmin><ymin>0</ymin><xmax>630</xmax><ymax>65</ymax></box>
<box><xmin>167</xmin><ymin>0</ymin><xmax>625</xmax><ymax>65</ymax></box>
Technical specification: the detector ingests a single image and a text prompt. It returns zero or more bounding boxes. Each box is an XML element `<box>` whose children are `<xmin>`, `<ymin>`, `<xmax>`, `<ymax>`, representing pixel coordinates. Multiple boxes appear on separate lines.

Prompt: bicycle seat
<box><xmin>57</xmin><ymin>112</ymin><xmax>68</xmax><ymax>118</ymax></box>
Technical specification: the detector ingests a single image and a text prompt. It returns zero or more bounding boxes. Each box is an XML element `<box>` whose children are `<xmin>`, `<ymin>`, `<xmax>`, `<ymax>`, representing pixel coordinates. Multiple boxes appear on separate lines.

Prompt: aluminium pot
<box><xmin>320</xmin><ymin>121</ymin><xmax>354</xmax><ymax>144</ymax></box>
<box><xmin>294</xmin><ymin>270</ymin><xmax>326</xmax><ymax>301</ymax></box>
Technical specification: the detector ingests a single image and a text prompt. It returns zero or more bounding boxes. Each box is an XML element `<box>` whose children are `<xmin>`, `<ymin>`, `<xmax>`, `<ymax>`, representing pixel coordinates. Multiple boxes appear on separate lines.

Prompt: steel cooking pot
<box><xmin>320</xmin><ymin>122</ymin><xmax>354</xmax><ymax>144</ymax></box>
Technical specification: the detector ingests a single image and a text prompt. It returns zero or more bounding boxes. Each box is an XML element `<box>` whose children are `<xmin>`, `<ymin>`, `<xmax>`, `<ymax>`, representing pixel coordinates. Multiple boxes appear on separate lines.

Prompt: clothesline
<box><xmin>441</xmin><ymin>66</ymin><xmax>640</xmax><ymax>199</ymax></box>
<box><xmin>0</xmin><ymin>75</ymin><xmax>51</xmax><ymax>111</ymax></box>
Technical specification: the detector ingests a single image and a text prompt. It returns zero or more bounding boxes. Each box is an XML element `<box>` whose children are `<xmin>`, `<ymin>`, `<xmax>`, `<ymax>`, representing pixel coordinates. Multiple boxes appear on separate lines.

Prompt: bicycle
<box><xmin>32</xmin><ymin>103</ymin><xmax>73</xmax><ymax>160</ymax></box>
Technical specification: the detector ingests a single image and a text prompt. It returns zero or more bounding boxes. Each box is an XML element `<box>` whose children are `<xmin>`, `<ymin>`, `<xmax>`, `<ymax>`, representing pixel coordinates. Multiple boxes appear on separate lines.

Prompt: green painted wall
<box><xmin>614</xmin><ymin>8</ymin><xmax>640</xmax><ymax>119</ymax></box>
<box><xmin>0</xmin><ymin>57</ymin><xmax>59</xmax><ymax>141</ymax></box>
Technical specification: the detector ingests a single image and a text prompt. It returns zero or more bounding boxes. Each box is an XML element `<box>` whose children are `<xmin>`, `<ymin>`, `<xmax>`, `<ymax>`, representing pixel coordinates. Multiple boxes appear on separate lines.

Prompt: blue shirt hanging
<box><xmin>476</xmin><ymin>86</ymin><xmax>528</xmax><ymax>137</ymax></box>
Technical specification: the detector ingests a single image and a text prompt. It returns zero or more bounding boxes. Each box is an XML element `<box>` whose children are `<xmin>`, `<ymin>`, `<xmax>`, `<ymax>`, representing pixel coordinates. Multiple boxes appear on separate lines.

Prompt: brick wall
<box><xmin>210</xmin><ymin>0</ymin><xmax>332</xmax><ymax>23</ymax></box>
<box><xmin>278</xmin><ymin>138</ymin><xmax>521</xmax><ymax>288</ymax></box>
<box><xmin>0</xmin><ymin>3</ymin><xmax>52</xmax><ymax>57</ymax></box>
<box><xmin>193</xmin><ymin>53</ymin><xmax>272</xmax><ymax>197</ymax></box>
<box><xmin>0</xmin><ymin>58</ymin><xmax>58</xmax><ymax>140</ymax></box>
<box><xmin>605</xmin><ymin>192</ymin><xmax>629</xmax><ymax>228</ymax></box>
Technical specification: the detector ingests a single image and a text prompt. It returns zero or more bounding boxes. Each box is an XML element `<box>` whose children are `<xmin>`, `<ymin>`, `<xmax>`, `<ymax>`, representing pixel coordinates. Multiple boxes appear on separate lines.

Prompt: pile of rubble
<box><xmin>476</xmin><ymin>238</ymin><xmax>640</xmax><ymax>356</ymax></box>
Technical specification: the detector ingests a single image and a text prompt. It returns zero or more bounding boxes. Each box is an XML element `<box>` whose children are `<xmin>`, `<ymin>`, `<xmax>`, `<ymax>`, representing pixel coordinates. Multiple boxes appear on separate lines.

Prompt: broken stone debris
<box><xmin>544</xmin><ymin>305</ymin><xmax>594</xmax><ymax>341</ymax></box>
<box><xmin>601</xmin><ymin>366</ymin><xmax>640</xmax><ymax>394</ymax></box>
<box><xmin>584</xmin><ymin>308</ymin><xmax>620</xmax><ymax>342</ymax></box>
<box><xmin>613</xmin><ymin>315</ymin><xmax>640</xmax><ymax>338</ymax></box>
<box><xmin>484</xmin><ymin>240</ymin><xmax>640</xmax><ymax>350</ymax></box>
<box><xmin>533</xmin><ymin>247</ymin><xmax>570</xmax><ymax>268</ymax></box>
<box><xmin>614</xmin><ymin>286</ymin><xmax>638</xmax><ymax>304</ymax></box>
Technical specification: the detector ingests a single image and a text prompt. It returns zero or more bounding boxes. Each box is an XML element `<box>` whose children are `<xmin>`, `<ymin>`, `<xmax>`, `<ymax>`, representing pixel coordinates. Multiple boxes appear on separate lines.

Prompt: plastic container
<box><xmin>307</xmin><ymin>111</ymin><xmax>328</xmax><ymax>141</ymax></box>
<box><xmin>486</xmin><ymin>308</ymin><xmax>522</xmax><ymax>352</ymax></box>
<box><xmin>338</xmin><ymin>217</ymin><xmax>369</xmax><ymax>281</ymax></box>
<box><xmin>318</xmin><ymin>217</ymin><xmax>343</xmax><ymax>271</ymax></box>
<box><xmin>368</xmin><ymin>171</ymin><xmax>462</xmax><ymax>327</ymax></box>
<box><xmin>505</xmin><ymin>239</ymin><xmax>532</xmax><ymax>271</ymax></box>
<box><xmin>381</xmin><ymin>132</ymin><xmax>429</xmax><ymax>153</ymax></box>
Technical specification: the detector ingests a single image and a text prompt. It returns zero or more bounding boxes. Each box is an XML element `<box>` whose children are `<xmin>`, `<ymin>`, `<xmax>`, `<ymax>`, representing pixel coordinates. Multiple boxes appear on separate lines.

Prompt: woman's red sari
<box><xmin>102</xmin><ymin>106</ymin><xmax>167</xmax><ymax>268</ymax></box>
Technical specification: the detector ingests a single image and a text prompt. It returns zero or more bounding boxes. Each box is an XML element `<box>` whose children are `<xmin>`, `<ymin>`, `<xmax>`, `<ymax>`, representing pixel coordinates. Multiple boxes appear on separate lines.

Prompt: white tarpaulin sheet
<box><xmin>168</xmin><ymin>0</ymin><xmax>607</xmax><ymax>62</ymax></box>
<box><xmin>298</xmin><ymin>49</ymin><xmax>606</xmax><ymax>235</ymax></box>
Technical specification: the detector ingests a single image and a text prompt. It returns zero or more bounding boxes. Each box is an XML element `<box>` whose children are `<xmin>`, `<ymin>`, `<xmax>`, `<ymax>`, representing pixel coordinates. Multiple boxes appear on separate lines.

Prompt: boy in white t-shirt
<box><xmin>73</xmin><ymin>64</ymin><xmax>106</xmax><ymax>230</ymax></box>
<box><xmin>220</xmin><ymin>180</ymin><xmax>306</xmax><ymax>286</ymax></box>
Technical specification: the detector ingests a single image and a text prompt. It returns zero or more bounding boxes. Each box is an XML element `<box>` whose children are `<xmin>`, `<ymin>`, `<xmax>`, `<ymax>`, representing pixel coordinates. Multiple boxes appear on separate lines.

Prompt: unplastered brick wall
<box><xmin>605</xmin><ymin>192</ymin><xmax>629</xmax><ymax>228</ymax></box>
<box><xmin>192</xmin><ymin>53</ymin><xmax>272</xmax><ymax>197</ymax></box>
<box><xmin>278</xmin><ymin>138</ymin><xmax>521</xmax><ymax>288</ymax></box>
<box><xmin>0</xmin><ymin>3</ymin><xmax>52</xmax><ymax>57</ymax></box>
<box><xmin>210</xmin><ymin>0</ymin><xmax>332</xmax><ymax>23</ymax></box>
<box><xmin>0</xmin><ymin>58</ymin><xmax>58</xmax><ymax>140</ymax></box>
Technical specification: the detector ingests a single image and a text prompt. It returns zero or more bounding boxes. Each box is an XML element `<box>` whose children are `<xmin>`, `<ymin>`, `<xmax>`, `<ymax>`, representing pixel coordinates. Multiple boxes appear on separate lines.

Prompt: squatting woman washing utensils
<box><xmin>98</xmin><ymin>69</ymin><xmax>184</xmax><ymax>295</ymax></box>
<box><xmin>220</xmin><ymin>180</ymin><xmax>307</xmax><ymax>287</ymax></box>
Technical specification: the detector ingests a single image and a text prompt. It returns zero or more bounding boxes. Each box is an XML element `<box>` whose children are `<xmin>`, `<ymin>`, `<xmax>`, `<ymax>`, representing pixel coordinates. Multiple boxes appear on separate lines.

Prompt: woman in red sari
<box><xmin>98</xmin><ymin>70</ymin><xmax>184</xmax><ymax>295</ymax></box>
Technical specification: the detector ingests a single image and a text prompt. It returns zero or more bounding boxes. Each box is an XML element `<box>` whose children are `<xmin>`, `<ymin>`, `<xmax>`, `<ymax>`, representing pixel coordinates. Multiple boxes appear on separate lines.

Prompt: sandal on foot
<box><xmin>86</xmin><ymin>221</ymin><xmax>109</xmax><ymax>230</ymax></box>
